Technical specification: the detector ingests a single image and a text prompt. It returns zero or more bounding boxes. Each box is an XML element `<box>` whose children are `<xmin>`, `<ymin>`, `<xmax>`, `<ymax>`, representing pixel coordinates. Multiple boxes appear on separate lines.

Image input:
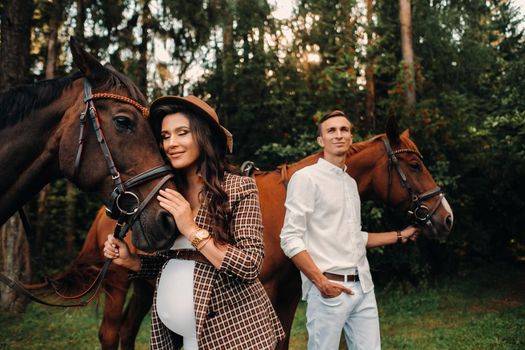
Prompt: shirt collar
<box><xmin>317</xmin><ymin>157</ymin><xmax>347</xmax><ymax>174</ymax></box>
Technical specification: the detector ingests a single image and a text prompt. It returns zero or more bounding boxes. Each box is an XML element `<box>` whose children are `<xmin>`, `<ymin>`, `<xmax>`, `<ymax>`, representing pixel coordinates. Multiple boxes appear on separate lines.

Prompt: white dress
<box><xmin>156</xmin><ymin>235</ymin><xmax>198</xmax><ymax>349</ymax></box>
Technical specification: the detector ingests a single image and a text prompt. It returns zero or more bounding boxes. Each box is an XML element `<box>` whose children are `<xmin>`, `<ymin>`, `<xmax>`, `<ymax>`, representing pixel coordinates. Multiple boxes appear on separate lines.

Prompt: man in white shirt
<box><xmin>280</xmin><ymin>110</ymin><xmax>419</xmax><ymax>350</ymax></box>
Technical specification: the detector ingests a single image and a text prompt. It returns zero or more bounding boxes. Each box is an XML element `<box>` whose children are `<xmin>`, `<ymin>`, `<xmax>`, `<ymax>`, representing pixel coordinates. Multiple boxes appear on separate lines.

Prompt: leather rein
<box><xmin>0</xmin><ymin>79</ymin><xmax>174</xmax><ymax>307</ymax></box>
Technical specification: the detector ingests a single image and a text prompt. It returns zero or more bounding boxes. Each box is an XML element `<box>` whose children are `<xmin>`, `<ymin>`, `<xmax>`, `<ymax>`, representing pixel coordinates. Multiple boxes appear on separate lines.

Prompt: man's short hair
<box><xmin>317</xmin><ymin>110</ymin><xmax>351</xmax><ymax>136</ymax></box>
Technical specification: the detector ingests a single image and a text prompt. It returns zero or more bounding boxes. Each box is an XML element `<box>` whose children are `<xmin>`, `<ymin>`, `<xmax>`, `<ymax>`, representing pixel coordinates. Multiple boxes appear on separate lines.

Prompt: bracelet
<box><xmin>396</xmin><ymin>230</ymin><xmax>403</xmax><ymax>244</ymax></box>
<box><xmin>197</xmin><ymin>237</ymin><xmax>212</xmax><ymax>251</ymax></box>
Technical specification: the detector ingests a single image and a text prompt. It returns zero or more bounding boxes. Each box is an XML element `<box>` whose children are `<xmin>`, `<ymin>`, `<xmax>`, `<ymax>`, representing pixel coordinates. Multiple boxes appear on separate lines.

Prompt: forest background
<box><xmin>0</xmin><ymin>0</ymin><xmax>524</xmax><ymax>337</ymax></box>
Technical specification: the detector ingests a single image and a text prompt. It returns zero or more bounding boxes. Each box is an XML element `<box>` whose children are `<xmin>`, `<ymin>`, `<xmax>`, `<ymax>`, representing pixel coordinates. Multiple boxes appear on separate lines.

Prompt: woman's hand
<box><xmin>157</xmin><ymin>188</ymin><xmax>199</xmax><ymax>238</ymax></box>
<box><xmin>103</xmin><ymin>234</ymin><xmax>140</xmax><ymax>271</ymax></box>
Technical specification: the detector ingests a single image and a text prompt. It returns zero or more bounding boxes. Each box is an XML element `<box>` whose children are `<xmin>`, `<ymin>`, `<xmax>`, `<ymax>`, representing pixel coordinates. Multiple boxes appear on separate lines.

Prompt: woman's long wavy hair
<box><xmin>150</xmin><ymin>104</ymin><xmax>236</xmax><ymax>244</ymax></box>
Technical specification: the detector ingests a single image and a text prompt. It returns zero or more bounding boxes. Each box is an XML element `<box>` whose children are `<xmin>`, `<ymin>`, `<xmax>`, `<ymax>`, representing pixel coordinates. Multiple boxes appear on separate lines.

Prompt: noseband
<box><xmin>74</xmin><ymin>79</ymin><xmax>173</xmax><ymax>235</ymax></box>
<box><xmin>381</xmin><ymin>137</ymin><xmax>444</xmax><ymax>229</ymax></box>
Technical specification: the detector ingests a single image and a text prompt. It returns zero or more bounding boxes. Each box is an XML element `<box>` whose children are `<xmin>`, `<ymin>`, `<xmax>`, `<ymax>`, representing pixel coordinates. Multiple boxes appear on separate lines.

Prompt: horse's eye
<box><xmin>409</xmin><ymin>162</ymin><xmax>421</xmax><ymax>171</ymax></box>
<box><xmin>113</xmin><ymin>116</ymin><xmax>134</xmax><ymax>132</ymax></box>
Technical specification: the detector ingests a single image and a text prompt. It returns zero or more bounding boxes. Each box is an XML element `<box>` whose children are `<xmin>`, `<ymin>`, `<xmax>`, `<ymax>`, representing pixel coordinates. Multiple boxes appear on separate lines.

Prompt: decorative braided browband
<box><xmin>393</xmin><ymin>148</ymin><xmax>423</xmax><ymax>159</ymax></box>
<box><xmin>92</xmin><ymin>93</ymin><xmax>149</xmax><ymax>118</ymax></box>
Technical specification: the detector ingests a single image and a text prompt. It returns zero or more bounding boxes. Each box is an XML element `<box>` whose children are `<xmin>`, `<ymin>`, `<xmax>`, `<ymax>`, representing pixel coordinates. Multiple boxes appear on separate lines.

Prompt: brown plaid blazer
<box><xmin>130</xmin><ymin>173</ymin><xmax>285</xmax><ymax>349</ymax></box>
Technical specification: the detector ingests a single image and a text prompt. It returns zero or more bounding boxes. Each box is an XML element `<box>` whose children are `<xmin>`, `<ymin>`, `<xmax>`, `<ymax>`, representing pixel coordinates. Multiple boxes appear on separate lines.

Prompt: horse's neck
<box><xmin>0</xmin><ymin>85</ymin><xmax>81</xmax><ymax>223</ymax></box>
<box><xmin>346</xmin><ymin>142</ymin><xmax>383</xmax><ymax>200</ymax></box>
<box><xmin>282</xmin><ymin>142</ymin><xmax>382</xmax><ymax>199</ymax></box>
<box><xmin>285</xmin><ymin>152</ymin><xmax>323</xmax><ymax>177</ymax></box>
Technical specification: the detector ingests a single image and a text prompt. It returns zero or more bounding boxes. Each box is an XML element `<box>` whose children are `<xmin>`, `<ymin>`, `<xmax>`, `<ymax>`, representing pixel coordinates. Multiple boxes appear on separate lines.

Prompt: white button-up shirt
<box><xmin>280</xmin><ymin>158</ymin><xmax>374</xmax><ymax>298</ymax></box>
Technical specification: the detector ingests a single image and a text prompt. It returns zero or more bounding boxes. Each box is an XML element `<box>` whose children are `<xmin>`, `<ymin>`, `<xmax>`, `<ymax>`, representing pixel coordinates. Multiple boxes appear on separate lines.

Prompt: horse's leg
<box><xmin>120</xmin><ymin>279</ymin><xmax>154</xmax><ymax>350</ymax></box>
<box><xmin>262</xmin><ymin>258</ymin><xmax>302</xmax><ymax>350</ymax></box>
<box><xmin>274</xmin><ymin>271</ymin><xmax>302</xmax><ymax>350</ymax></box>
<box><xmin>98</xmin><ymin>270</ymin><xmax>130</xmax><ymax>350</ymax></box>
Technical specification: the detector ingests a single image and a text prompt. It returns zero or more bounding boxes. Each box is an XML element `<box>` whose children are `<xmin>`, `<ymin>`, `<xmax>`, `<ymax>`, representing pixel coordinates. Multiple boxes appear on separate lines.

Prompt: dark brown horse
<box><xmin>0</xmin><ymin>38</ymin><xmax>177</xmax><ymax>252</ymax></box>
<box><xmin>56</xmin><ymin>122</ymin><xmax>453</xmax><ymax>349</ymax></box>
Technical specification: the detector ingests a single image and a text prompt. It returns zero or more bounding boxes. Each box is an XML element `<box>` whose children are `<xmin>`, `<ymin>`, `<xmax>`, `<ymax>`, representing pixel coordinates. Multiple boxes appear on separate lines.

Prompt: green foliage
<box><xmin>26</xmin><ymin>180</ymin><xmax>101</xmax><ymax>279</ymax></box>
<box><xmin>255</xmin><ymin>130</ymin><xmax>319</xmax><ymax>169</ymax></box>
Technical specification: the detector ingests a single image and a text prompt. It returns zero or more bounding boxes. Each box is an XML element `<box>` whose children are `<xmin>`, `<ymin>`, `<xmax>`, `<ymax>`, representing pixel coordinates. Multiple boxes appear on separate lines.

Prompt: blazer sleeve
<box><xmin>128</xmin><ymin>254</ymin><xmax>167</xmax><ymax>280</ymax></box>
<box><xmin>218</xmin><ymin>176</ymin><xmax>264</xmax><ymax>283</ymax></box>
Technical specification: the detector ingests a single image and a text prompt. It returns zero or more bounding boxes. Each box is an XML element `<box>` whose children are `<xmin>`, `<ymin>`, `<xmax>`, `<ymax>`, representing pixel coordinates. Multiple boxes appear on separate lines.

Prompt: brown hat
<box><xmin>149</xmin><ymin>95</ymin><xmax>233</xmax><ymax>153</ymax></box>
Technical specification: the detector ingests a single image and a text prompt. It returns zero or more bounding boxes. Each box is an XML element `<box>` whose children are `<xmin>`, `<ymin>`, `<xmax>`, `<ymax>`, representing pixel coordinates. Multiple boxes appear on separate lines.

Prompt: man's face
<box><xmin>317</xmin><ymin>116</ymin><xmax>353</xmax><ymax>157</ymax></box>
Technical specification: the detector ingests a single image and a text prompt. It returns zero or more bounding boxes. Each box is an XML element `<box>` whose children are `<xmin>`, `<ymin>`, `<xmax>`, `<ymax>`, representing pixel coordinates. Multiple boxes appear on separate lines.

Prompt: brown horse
<box><xmin>0</xmin><ymin>38</ymin><xmax>177</xmax><ymax>252</ymax></box>
<box><xmin>59</xmin><ymin>122</ymin><xmax>453</xmax><ymax>349</ymax></box>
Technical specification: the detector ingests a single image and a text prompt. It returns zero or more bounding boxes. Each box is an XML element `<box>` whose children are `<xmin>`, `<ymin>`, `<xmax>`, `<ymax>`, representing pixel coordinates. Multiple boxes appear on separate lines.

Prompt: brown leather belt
<box><xmin>323</xmin><ymin>272</ymin><xmax>359</xmax><ymax>282</ymax></box>
<box><xmin>165</xmin><ymin>249</ymin><xmax>210</xmax><ymax>265</ymax></box>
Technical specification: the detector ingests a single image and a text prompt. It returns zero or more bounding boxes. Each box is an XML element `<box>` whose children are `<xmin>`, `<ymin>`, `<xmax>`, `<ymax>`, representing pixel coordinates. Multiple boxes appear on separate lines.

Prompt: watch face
<box><xmin>196</xmin><ymin>230</ymin><xmax>208</xmax><ymax>239</ymax></box>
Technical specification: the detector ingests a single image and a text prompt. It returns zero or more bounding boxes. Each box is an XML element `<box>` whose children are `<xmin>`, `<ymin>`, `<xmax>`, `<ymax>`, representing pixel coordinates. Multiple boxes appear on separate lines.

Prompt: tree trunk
<box><xmin>75</xmin><ymin>0</ymin><xmax>86</xmax><ymax>44</ymax></box>
<box><xmin>35</xmin><ymin>3</ymin><xmax>63</xmax><ymax>256</ymax></box>
<box><xmin>64</xmin><ymin>182</ymin><xmax>78</xmax><ymax>258</ymax></box>
<box><xmin>0</xmin><ymin>215</ymin><xmax>32</xmax><ymax>312</ymax></box>
<box><xmin>222</xmin><ymin>3</ymin><xmax>234</xmax><ymax>126</ymax></box>
<box><xmin>0</xmin><ymin>0</ymin><xmax>34</xmax><ymax>312</ymax></box>
<box><xmin>365</xmin><ymin>0</ymin><xmax>376</xmax><ymax>133</ymax></box>
<box><xmin>0</xmin><ymin>0</ymin><xmax>34</xmax><ymax>87</ymax></box>
<box><xmin>35</xmin><ymin>187</ymin><xmax>50</xmax><ymax>257</ymax></box>
<box><xmin>399</xmin><ymin>0</ymin><xmax>416</xmax><ymax>109</ymax></box>
<box><xmin>136</xmin><ymin>0</ymin><xmax>151</xmax><ymax>95</ymax></box>
<box><xmin>45</xmin><ymin>12</ymin><xmax>60</xmax><ymax>79</ymax></box>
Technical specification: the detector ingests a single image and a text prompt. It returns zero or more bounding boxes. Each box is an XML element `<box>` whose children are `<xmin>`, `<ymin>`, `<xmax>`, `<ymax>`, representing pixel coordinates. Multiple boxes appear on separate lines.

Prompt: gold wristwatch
<box><xmin>191</xmin><ymin>229</ymin><xmax>210</xmax><ymax>249</ymax></box>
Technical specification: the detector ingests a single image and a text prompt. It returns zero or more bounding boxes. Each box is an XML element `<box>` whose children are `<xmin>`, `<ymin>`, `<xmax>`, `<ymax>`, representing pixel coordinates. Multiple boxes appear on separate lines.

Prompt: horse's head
<box><xmin>58</xmin><ymin>38</ymin><xmax>178</xmax><ymax>252</ymax></box>
<box><xmin>350</xmin><ymin>118</ymin><xmax>453</xmax><ymax>242</ymax></box>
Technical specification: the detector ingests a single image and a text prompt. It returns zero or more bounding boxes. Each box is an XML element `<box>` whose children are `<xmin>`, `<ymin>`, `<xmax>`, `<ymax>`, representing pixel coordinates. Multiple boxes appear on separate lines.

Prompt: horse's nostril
<box><xmin>159</xmin><ymin>211</ymin><xmax>175</xmax><ymax>233</ymax></box>
<box><xmin>445</xmin><ymin>215</ymin><xmax>453</xmax><ymax>231</ymax></box>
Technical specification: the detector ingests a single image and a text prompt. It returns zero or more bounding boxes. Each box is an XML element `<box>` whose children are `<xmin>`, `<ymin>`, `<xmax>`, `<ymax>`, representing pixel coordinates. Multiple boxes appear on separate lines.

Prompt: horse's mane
<box><xmin>286</xmin><ymin>134</ymin><xmax>385</xmax><ymax>169</ymax></box>
<box><xmin>0</xmin><ymin>65</ymin><xmax>147</xmax><ymax>130</ymax></box>
<box><xmin>347</xmin><ymin>134</ymin><xmax>384</xmax><ymax>155</ymax></box>
<box><xmin>0</xmin><ymin>71</ymin><xmax>83</xmax><ymax>129</ymax></box>
<box><xmin>247</xmin><ymin>134</ymin><xmax>388</xmax><ymax>179</ymax></box>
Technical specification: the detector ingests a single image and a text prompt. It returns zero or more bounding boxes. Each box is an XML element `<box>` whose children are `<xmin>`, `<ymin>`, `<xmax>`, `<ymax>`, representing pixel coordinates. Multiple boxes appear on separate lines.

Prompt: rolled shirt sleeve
<box><xmin>280</xmin><ymin>171</ymin><xmax>315</xmax><ymax>259</ymax></box>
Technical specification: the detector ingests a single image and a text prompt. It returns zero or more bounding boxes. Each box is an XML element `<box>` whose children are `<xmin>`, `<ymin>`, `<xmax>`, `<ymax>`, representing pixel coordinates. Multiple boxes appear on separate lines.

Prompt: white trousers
<box><xmin>306</xmin><ymin>281</ymin><xmax>381</xmax><ymax>350</ymax></box>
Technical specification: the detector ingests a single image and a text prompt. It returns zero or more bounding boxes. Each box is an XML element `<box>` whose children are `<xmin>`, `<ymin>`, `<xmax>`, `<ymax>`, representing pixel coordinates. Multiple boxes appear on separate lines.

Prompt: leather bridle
<box><xmin>0</xmin><ymin>79</ymin><xmax>176</xmax><ymax>307</ymax></box>
<box><xmin>74</xmin><ymin>79</ymin><xmax>173</xmax><ymax>234</ymax></box>
<box><xmin>381</xmin><ymin>137</ymin><xmax>444</xmax><ymax>230</ymax></box>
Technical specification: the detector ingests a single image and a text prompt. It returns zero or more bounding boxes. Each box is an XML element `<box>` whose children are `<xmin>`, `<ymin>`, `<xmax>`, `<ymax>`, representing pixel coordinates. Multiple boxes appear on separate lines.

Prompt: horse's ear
<box><xmin>386</xmin><ymin>116</ymin><xmax>400</xmax><ymax>145</ymax></box>
<box><xmin>70</xmin><ymin>37</ymin><xmax>110</xmax><ymax>86</ymax></box>
<box><xmin>401</xmin><ymin>129</ymin><xmax>410</xmax><ymax>138</ymax></box>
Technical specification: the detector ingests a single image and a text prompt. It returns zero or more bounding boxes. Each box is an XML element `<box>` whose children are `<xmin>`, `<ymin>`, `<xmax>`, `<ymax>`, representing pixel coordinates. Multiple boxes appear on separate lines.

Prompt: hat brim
<box><xmin>149</xmin><ymin>96</ymin><xmax>233</xmax><ymax>153</ymax></box>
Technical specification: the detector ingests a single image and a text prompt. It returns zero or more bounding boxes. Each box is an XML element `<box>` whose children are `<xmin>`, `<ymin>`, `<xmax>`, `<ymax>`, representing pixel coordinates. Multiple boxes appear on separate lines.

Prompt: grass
<box><xmin>0</xmin><ymin>299</ymin><xmax>151</xmax><ymax>350</ymax></box>
<box><xmin>1</xmin><ymin>263</ymin><xmax>524</xmax><ymax>349</ymax></box>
